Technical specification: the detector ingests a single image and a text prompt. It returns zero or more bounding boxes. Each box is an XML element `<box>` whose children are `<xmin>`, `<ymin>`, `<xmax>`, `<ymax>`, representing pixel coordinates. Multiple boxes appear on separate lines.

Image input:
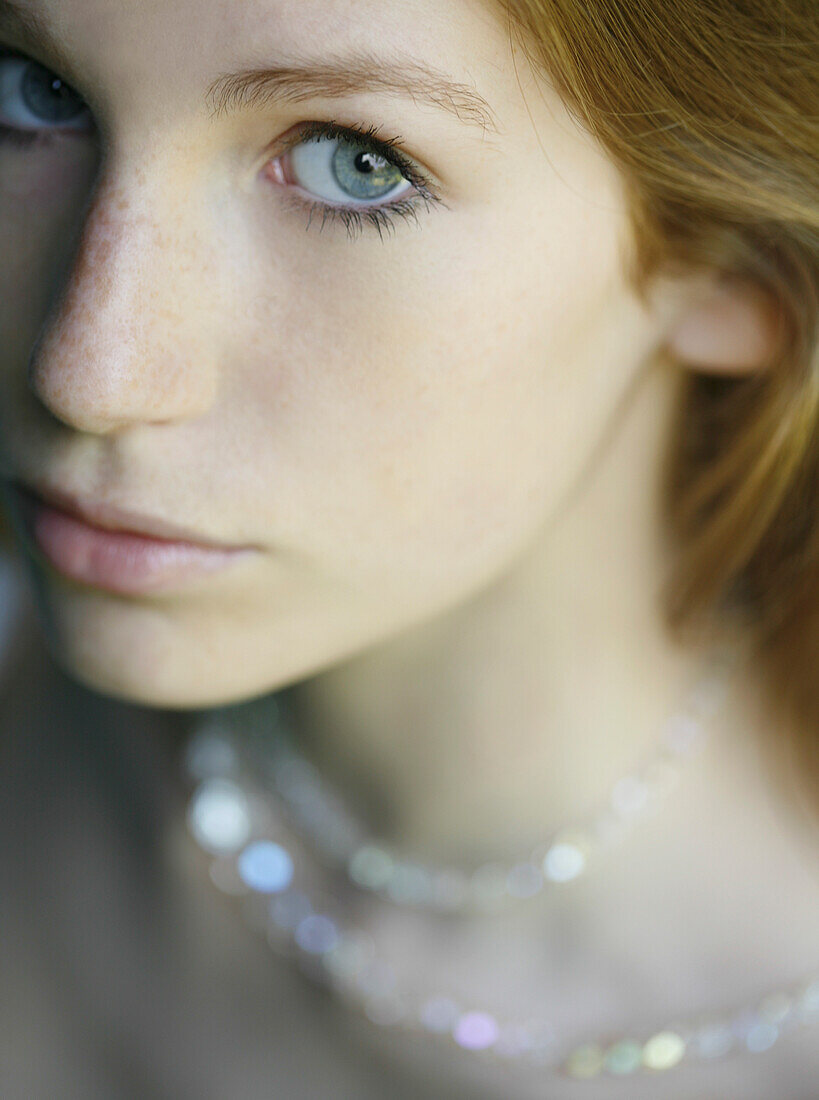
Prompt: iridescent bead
<box><xmin>237</xmin><ymin>840</ymin><xmax>294</xmax><ymax>893</ymax></box>
<box><xmin>323</xmin><ymin>933</ymin><xmax>374</xmax><ymax>986</ymax></box>
<box><xmin>275</xmin><ymin>756</ymin><xmax>319</xmax><ymax>801</ymax></box>
<box><xmin>731</xmin><ymin>1010</ymin><xmax>760</xmax><ymax>1044</ymax></box>
<box><xmin>364</xmin><ymin>993</ymin><xmax>408</xmax><ymax>1027</ymax></box>
<box><xmin>355</xmin><ymin>958</ymin><xmax>397</xmax><ymax>999</ymax></box>
<box><xmin>745</xmin><ymin>1022</ymin><xmax>779</xmax><ymax>1053</ymax></box>
<box><xmin>610</xmin><ymin>775</ymin><xmax>649</xmax><ymax>817</ymax></box>
<box><xmin>470</xmin><ymin>863</ymin><xmax>509</xmax><ymax>909</ymax></box>
<box><xmin>269</xmin><ymin>889</ymin><xmax>312</xmax><ymax>931</ymax></box>
<box><xmin>294</xmin><ymin>913</ymin><xmax>339</xmax><ymax>955</ymax></box>
<box><xmin>506</xmin><ymin>862</ymin><xmax>544</xmax><ymax>899</ymax></box>
<box><xmin>184</xmin><ymin>730</ymin><xmax>237</xmax><ymax>780</ymax></box>
<box><xmin>420</xmin><ymin>996</ymin><xmax>460</xmax><ymax>1034</ymax></box>
<box><xmin>386</xmin><ymin>862</ymin><xmax>433</xmax><ymax>906</ymax></box>
<box><xmin>453</xmin><ymin>1011</ymin><xmax>499</xmax><ymax>1051</ymax></box>
<box><xmin>543</xmin><ymin>838</ymin><xmax>587</xmax><ymax>883</ymax></box>
<box><xmin>297</xmin><ymin>794</ymin><xmax>336</xmax><ymax>835</ymax></box>
<box><xmin>187</xmin><ymin>779</ymin><xmax>251</xmax><ymax>854</ymax></box>
<box><xmin>642</xmin><ymin>1031</ymin><xmax>686</xmax><ymax>1070</ymax></box>
<box><xmin>604</xmin><ymin>1040</ymin><xmax>643</xmax><ymax>1075</ymax></box>
<box><xmin>565</xmin><ymin>1044</ymin><xmax>604</xmax><ymax>1078</ymax></box>
<box><xmin>758</xmin><ymin>993</ymin><xmax>793</xmax><ymax>1025</ymax></box>
<box><xmin>694</xmin><ymin>1023</ymin><xmax>734</xmax><ymax>1059</ymax></box>
<box><xmin>493</xmin><ymin>1019</ymin><xmax>558</xmax><ymax>1063</ymax></box>
<box><xmin>494</xmin><ymin>1022</ymin><xmax>535</xmax><ymax>1058</ymax></box>
<box><xmin>349</xmin><ymin>845</ymin><xmax>394</xmax><ymax>891</ymax></box>
<box><xmin>641</xmin><ymin>759</ymin><xmax>679</xmax><ymax>798</ymax></box>
<box><xmin>431</xmin><ymin>870</ymin><xmax>469</xmax><ymax>911</ymax></box>
<box><xmin>520</xmin><ymin>1020</ymin><xmax>559</xmax><ymax>1065</ymax></box>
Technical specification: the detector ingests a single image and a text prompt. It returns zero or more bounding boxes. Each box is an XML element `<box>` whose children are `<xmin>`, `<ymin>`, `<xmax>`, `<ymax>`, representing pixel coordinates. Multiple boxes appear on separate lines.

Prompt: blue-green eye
<box><xmin>266</xmin><ymin>122</ymin><xmax>442</xmax><ymax>239</ymax></box>
<box><xmin>0</xmin><ymin>52</ymin><xmax>92</xmax><ymax>132</ymax></box>
<box><xmin>286</xmin><ymin>134</ymin><xmax>413</xmax><ymax>206</ymax></box>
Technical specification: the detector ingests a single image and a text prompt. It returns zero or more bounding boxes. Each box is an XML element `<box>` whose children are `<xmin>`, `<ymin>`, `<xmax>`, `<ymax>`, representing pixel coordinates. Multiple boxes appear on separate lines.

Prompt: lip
<box><xmin>8</xmin><ymin>479</ymin><xmax>257</xmax><ymax>595</ymax></box>
<box><xmin>20</xmin><ymin>479</ymin><xmax>248</xmax><ymax>547</ymax></box>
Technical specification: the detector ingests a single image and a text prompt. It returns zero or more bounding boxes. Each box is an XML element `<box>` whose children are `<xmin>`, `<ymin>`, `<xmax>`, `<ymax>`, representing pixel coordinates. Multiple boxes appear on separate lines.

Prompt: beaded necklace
<box><xmin>181</xmin><ymin>641</ymin><xmax>819</xmax><ymax>1081</ymax></box>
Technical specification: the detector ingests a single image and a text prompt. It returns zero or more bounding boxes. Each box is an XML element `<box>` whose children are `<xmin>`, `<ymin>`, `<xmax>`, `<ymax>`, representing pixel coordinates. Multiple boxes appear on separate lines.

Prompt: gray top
<box><xmin>0</xmin><ymin>554</ymin><xmax>816</xmax><ymax>1099</ymax></box>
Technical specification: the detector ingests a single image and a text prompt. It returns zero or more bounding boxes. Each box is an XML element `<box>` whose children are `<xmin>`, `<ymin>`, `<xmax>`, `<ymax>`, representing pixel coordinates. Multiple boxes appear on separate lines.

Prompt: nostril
<box><xmin>29</xmin><ymin>350</ymin><xmax>218</xmax><ymax>435</ymax></box>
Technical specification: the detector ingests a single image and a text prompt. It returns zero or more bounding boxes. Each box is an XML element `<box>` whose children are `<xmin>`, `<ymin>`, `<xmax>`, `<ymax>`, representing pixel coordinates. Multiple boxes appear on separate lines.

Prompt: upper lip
<box><xmin>12</xmin><ymin>478</ymin><xmax>254</xmax><ymax>550</ymax></box>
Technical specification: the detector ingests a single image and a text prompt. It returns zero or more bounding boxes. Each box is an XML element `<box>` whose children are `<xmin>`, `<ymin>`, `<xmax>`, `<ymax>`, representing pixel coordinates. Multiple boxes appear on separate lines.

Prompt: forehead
<box><xmin>11</xmin><ymin>0</ymin><xmax>513</xmax><ymax>113</ymax></box>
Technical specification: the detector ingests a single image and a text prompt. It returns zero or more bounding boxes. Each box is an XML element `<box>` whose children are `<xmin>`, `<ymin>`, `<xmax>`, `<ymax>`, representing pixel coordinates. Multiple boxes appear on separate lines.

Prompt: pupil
<box><xmin>354</xmin><ymin>152</ymin><xmax>383</xmax><ymax>175</ymax></box>
<box><xmin>330</xmin><ymin>142</ymin><xmax>400</xmax><ymax>200</ymax></box>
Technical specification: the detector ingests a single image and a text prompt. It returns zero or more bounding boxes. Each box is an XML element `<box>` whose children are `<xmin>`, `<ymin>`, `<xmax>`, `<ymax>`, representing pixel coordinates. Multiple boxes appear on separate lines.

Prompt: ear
<box><xmin>664</xmin><ymin>276</ymin><xmax>786</xmax><ymax>376</ymax></box>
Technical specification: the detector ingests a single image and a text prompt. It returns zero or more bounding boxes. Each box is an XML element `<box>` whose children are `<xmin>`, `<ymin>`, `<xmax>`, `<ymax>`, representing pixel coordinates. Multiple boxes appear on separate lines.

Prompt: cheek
<box><xmin>231</xmin><ymin>221</ymin><xmax>643</xmax><ymax>600</ymax></box>
<box><xmin>0</xmin><ymin>143</ymin><xmax>99</xmax><ymax>355</ymax></box>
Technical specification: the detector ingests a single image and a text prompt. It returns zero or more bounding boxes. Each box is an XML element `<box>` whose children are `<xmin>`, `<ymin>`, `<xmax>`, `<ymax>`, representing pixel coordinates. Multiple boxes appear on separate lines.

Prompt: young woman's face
<box><xmin>0</xmin><ymin>0</ymin><xmax>676</xmax><ymax>705</ymax></box>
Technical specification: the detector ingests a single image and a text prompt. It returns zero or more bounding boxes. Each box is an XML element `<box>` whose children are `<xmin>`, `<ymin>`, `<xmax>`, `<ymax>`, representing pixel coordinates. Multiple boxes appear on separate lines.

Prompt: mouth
<box><xmin>6</xmin><ymin>479</ymin><xmax>258</xmax><ymax>596</ymax></box>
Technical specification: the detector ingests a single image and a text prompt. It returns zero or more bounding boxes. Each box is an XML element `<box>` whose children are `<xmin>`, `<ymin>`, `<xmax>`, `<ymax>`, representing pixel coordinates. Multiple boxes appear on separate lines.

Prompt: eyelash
<box><xmin>0</xmin><ymin>120</ymin><xmax>48</xmax><ymax>147</ymax></box>
<box><xmin>273</xmin><ymin>119</ymin><xmax>443</xmax><ymax>241</ymax></box>
<box><xmin>0</xmin><ymin>48</ymin><xmax>443</xmax><ymax>240</ymax></box>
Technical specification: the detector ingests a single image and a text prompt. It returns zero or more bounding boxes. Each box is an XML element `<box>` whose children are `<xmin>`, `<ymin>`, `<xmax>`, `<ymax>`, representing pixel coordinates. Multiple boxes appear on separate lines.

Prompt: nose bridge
<box><xmin>30</xmin><ymin>162</ymin><xmax>219</xmax><ymax>434</ymax></box>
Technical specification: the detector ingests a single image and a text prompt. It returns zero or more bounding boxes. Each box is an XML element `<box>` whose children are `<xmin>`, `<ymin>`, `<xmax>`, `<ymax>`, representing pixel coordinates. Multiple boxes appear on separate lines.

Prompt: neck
<box><xmin>283</xmin><ymin>360</ymin><xmax>747</xmax><ymax>865</ymax></box>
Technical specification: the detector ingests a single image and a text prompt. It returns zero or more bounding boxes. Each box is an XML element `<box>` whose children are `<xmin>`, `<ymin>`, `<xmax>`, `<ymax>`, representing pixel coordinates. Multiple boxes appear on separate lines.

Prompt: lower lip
<box><xmin>20</xmin><ymin>493</ymin><xmax>253</xmax><ymax>596</ymax></box>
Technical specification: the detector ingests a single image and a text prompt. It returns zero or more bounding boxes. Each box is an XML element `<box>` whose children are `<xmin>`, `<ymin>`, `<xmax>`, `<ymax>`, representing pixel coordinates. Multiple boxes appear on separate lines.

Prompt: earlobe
<box><xmin>665</xmin><ymin>278</ymin><xmax>786</xmax><ymax>375</ymax></box>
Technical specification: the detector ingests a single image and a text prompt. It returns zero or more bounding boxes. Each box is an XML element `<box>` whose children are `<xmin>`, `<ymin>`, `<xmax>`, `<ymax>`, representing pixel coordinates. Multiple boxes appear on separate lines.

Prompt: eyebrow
<box><xmin>206</xmin><ymin>51</ymin><xmax>499</xmax><ymax>135</ymax></box>
<box><xmin>0</xmin><ymin>1</ymin><xmax>498</xmax><ymax>137</ymax></box>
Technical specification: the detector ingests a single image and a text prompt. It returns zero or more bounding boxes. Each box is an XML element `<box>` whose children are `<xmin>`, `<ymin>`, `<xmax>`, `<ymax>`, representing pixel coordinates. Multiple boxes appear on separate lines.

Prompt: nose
<box><xmin>29</xmin><ymin>163</ymin><xmax>221</xmax><ymax>435</ymax></box>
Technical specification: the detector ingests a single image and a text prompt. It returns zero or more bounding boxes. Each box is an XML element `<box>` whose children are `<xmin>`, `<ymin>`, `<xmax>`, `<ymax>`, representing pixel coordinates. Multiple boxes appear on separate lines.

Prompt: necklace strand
<box><xmin>180</xmin><ymin>641</ymin><xmax>819</xmax><ymax>1080</ymax></box>
<box><xmin>187</xmin><ymin>641</ymin><xmax>745</xmax><ymax>916</ymax></box>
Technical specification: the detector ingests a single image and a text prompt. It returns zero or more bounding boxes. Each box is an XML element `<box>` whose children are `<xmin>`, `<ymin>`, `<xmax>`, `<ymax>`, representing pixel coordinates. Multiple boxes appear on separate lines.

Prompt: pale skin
<box><xmin>0</xmin><ymin>0</ymin><xmax>817</xmax><ymax>1095</ymax></box>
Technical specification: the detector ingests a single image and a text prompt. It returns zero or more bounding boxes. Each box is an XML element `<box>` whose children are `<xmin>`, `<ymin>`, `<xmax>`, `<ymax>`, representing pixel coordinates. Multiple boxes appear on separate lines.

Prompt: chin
<box><xmin>29</xmin><ymin>588</ymin><xmax>286</xmax><ymax>710</ymax></box>
<box><xmin>45</xmin><ymin>638</ymin><xmax>245</xmax><ymax>710</ymax></box>
<box><xmin>28</xmin><ymin>568</ymin><xmax>376</xmax><ymax>711</ymax></box>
